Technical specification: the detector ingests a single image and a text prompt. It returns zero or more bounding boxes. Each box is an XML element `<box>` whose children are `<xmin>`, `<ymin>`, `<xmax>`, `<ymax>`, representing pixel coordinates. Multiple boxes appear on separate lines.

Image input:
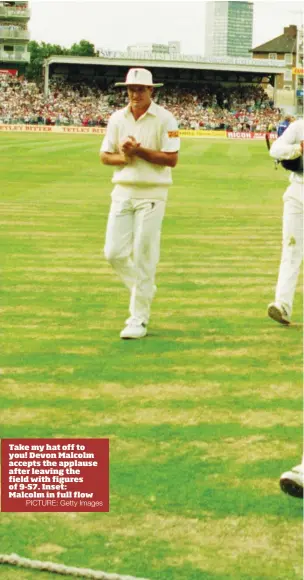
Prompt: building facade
<box><xmin>0</xmin><ymin>0</ymin><xmax>30</xmax><ymax>73</ymax></box>
<box><xmin>126</xmin><ymin>41</ymin><xmax>181</xmax><ymax>56</ymax></box>
<box><xmin>205</xmin><ymin>1</ymin><xmax>253</xmax><ymax>58</ymax></box>
<box><xmin>252</xmin><ymin>25</ymin><xmax>303</xmax><ymax>115</ymax></box>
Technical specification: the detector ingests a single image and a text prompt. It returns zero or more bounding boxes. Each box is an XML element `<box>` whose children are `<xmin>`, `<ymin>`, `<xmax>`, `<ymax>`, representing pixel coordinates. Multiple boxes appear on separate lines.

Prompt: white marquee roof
<box><xmin>43</xmin><ymin>52</ymin><xmax>286</xmax><ymax>76</ymax></box>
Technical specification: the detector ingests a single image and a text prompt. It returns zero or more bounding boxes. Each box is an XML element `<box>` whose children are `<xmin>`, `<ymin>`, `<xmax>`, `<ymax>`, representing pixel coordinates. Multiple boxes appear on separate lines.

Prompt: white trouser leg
<box><xmin>275</xmin><ymin>183</ymin><xmax>303</xmax><ymax>315</ymax></box>
<box><xmin>104</xmin><ymin>199</ymin><xmax>136</xmax><ymax>291</ymax></box>
<box><xmin>128</xmin><ymin>199</ymin><xmax>166</xmax><ymax>325</ymax></box>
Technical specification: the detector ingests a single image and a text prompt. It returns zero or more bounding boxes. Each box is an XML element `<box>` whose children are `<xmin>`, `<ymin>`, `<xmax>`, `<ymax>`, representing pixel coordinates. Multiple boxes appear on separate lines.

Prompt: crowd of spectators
<box><xmin>152</xmin><ymin>83</ymin><xmax>281</xmax><ymax>131</ymax></box>
<box><xmin>0</xmin><ymin>73</ymin><xmax>282</xmax><ymax>131</ymax></box>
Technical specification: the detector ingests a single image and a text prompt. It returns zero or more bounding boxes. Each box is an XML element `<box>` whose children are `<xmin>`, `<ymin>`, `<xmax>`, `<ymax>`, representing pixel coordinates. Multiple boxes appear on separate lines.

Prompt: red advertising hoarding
<box><xmin>0</xmin><ymin>69</ymin><xmax>18</xmax><ymax>76</ymax></box>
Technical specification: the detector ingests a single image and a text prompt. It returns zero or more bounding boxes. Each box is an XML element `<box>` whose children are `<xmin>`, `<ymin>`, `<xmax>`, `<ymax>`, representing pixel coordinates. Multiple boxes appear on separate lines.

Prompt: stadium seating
<box><xmin>0</xmin><ymin>73</ymin><xmax>281</xmax><ymax>131</ymax></box>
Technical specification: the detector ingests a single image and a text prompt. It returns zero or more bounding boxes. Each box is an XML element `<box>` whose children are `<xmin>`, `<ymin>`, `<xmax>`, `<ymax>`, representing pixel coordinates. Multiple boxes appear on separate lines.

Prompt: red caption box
<box><xmin>1</xmin><ymin>438</ymin><xmax>109</xmax><ymax>512</ymax></box>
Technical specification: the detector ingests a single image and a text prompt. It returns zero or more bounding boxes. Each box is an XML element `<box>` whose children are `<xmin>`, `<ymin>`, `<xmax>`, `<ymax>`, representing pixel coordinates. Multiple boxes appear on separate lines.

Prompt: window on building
<box><xmin>269</xmin><ymin>53</ymin><xmax>277</xmax><ymax>59</ymax></box>
<box><xmin>3</xmin><ymin>45</ymin><xmax>14</xmax><ymax>51</ymax></box>
<box><xmin>284</xmin><ymin>53</ymin><xmax>292</xmax><ymax>64</ymax></box>
<box><xmin>284</xmin><ymin>70</ymin><xmax>292</xmax><ymax>81</ymax></box>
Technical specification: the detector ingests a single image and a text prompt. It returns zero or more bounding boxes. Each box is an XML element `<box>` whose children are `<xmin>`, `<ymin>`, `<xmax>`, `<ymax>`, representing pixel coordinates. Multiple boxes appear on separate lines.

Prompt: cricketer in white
<box><xmin>100</xmin><ymin>68</ymin><xmax>180</xmax><ymax>339</ymax></box>
<box><xmin>268</xmin><ymin>118</ymin><xmax>304</xmax><ymax>324</ymax></box>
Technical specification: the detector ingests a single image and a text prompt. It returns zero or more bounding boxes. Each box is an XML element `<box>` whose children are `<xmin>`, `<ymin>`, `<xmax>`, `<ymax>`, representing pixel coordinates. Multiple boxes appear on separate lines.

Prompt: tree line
<box><xmin>25</xmin><ymin>39</ymin><xmax>98</xmax><ymax>82</ymax></box>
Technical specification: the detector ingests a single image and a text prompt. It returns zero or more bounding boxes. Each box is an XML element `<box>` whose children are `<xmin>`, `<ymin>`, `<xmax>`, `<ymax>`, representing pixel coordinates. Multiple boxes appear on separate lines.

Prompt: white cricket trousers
<box><xmin>275</xmin><ymin>181</ymin><xmax>303</xmax><ymax>315</ymax></box>
<box><xmin>104</xmin><ymin>197</ymin><xmax>166</xmax><ymax>325</ymax></box>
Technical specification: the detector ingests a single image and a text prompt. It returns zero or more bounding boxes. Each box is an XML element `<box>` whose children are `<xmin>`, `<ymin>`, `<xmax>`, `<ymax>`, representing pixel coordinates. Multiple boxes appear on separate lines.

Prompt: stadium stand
<box><xmin>0</xmin><ymin>73</ymin><xmax>282</xmax><ymax>131</ymax></box>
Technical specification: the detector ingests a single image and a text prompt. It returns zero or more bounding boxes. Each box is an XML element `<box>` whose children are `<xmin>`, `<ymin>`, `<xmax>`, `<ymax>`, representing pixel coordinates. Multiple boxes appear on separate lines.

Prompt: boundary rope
<box><xmin>0</xmin><ymin>554</ymin><xmax>151</xmax><ymax>580</ymax></box>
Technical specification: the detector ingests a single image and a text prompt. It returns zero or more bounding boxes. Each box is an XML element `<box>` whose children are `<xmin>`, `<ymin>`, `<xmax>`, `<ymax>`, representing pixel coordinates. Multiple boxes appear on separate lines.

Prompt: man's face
<box><xmin>127</xmin><ymin>85</ymin><xmax>152</xmax><ymax>110</ymax></box>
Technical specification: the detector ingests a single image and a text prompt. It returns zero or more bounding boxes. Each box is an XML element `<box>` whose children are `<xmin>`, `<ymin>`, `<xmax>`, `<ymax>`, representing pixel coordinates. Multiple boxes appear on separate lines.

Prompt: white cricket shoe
<box><xmin>280</xmin><ymin>464</ymin><xmax>304</xmax><ymax>499</ymax></box>
<box><xmin>120</xmin><ymin>323</ymin><xmax>147</xmax><ymax>340</ymax></box>
<box><xmin>267</xmin><ymin>302</ymin><xmax>291</xmax><ymax>325</ymax></box>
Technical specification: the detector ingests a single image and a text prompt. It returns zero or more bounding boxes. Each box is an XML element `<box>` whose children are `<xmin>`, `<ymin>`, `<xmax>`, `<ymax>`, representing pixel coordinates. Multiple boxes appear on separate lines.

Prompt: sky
<box><xmin>28</xmin><ymin>0</ymin><xmax>304</xmax><ymax>56</ymax></box>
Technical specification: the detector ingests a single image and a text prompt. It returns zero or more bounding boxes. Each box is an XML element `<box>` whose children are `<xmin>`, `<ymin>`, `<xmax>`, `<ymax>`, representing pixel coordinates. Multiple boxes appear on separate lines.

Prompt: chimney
<box><xmin>284</xmin><ymin>25</ymin><xmax>297</xmax><ymax>38</ymax></box>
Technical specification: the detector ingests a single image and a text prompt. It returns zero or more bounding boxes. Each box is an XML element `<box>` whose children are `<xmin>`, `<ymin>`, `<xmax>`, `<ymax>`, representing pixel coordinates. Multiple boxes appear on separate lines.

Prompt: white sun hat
<box><xmin>115</xmin><ymin>68</ymin><xmax>163</xmax><ymax>87</ymax></box>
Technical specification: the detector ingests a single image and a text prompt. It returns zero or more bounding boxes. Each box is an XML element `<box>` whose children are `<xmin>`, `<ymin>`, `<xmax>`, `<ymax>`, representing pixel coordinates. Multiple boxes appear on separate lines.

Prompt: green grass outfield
<box><xmin>0</xmin><ymin>133</ymin><xmax>302</xmax><ymax>580</ymax></box>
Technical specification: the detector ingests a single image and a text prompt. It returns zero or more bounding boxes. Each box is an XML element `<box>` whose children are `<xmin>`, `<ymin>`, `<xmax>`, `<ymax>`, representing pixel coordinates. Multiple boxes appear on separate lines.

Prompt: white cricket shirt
<box><xmin>100</xmin><ymin>101</ymin><xmax>180</xmax><ymax>197</ymax></box>
<box><xmin>270</xmin><ymin>119</ymin><xmax>304</xmax><ymax>184</ymax></box>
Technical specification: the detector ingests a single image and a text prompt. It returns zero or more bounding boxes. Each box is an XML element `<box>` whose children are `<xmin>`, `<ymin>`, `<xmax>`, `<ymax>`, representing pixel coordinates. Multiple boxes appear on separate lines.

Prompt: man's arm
<box><xmin>100</xmin><ymin>115</ymin><xmax>132</xmax><ymax>166</ymax></box>
<box><xmin>121</xmin><ymin>115</ymin><xmax>180</xmax><ymax>167</ymax></box>
<box><xmin>100</xmin><ymin>151</ymin><xmax>129</xmax><ymax>166</ymax></box>
<box><xmin>270</xmin><ymin>121</ymin><xmax>302</xmax><ymax>161</ymax></box>
<box><xmin>122</xmin><ymin>144</ymin><xmax>178</xmax><ymax>167</ymax></box>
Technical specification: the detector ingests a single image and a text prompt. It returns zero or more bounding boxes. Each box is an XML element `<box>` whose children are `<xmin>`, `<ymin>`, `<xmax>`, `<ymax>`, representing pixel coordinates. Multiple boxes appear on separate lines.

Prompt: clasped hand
<box><xmin>120</xmin><ymin>136</ymin><xmax>140</xmax><ymax>157</ymax></box>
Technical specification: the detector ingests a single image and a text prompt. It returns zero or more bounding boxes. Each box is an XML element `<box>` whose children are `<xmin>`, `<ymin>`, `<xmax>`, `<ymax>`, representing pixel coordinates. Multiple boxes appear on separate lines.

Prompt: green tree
<box><xmin>69</xmin><ymin>39</ymin><xmax>97</xmax><ymax>57</ymax></box>
<box><xmin>25</xmin><ymin>40</ymin><xmax>69</xmax><ymax>81</ymax></box>
<box><xmin>25</xmin><ymin>39</ymin><xmax>97</xmax><ymax>82</ymax></box>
